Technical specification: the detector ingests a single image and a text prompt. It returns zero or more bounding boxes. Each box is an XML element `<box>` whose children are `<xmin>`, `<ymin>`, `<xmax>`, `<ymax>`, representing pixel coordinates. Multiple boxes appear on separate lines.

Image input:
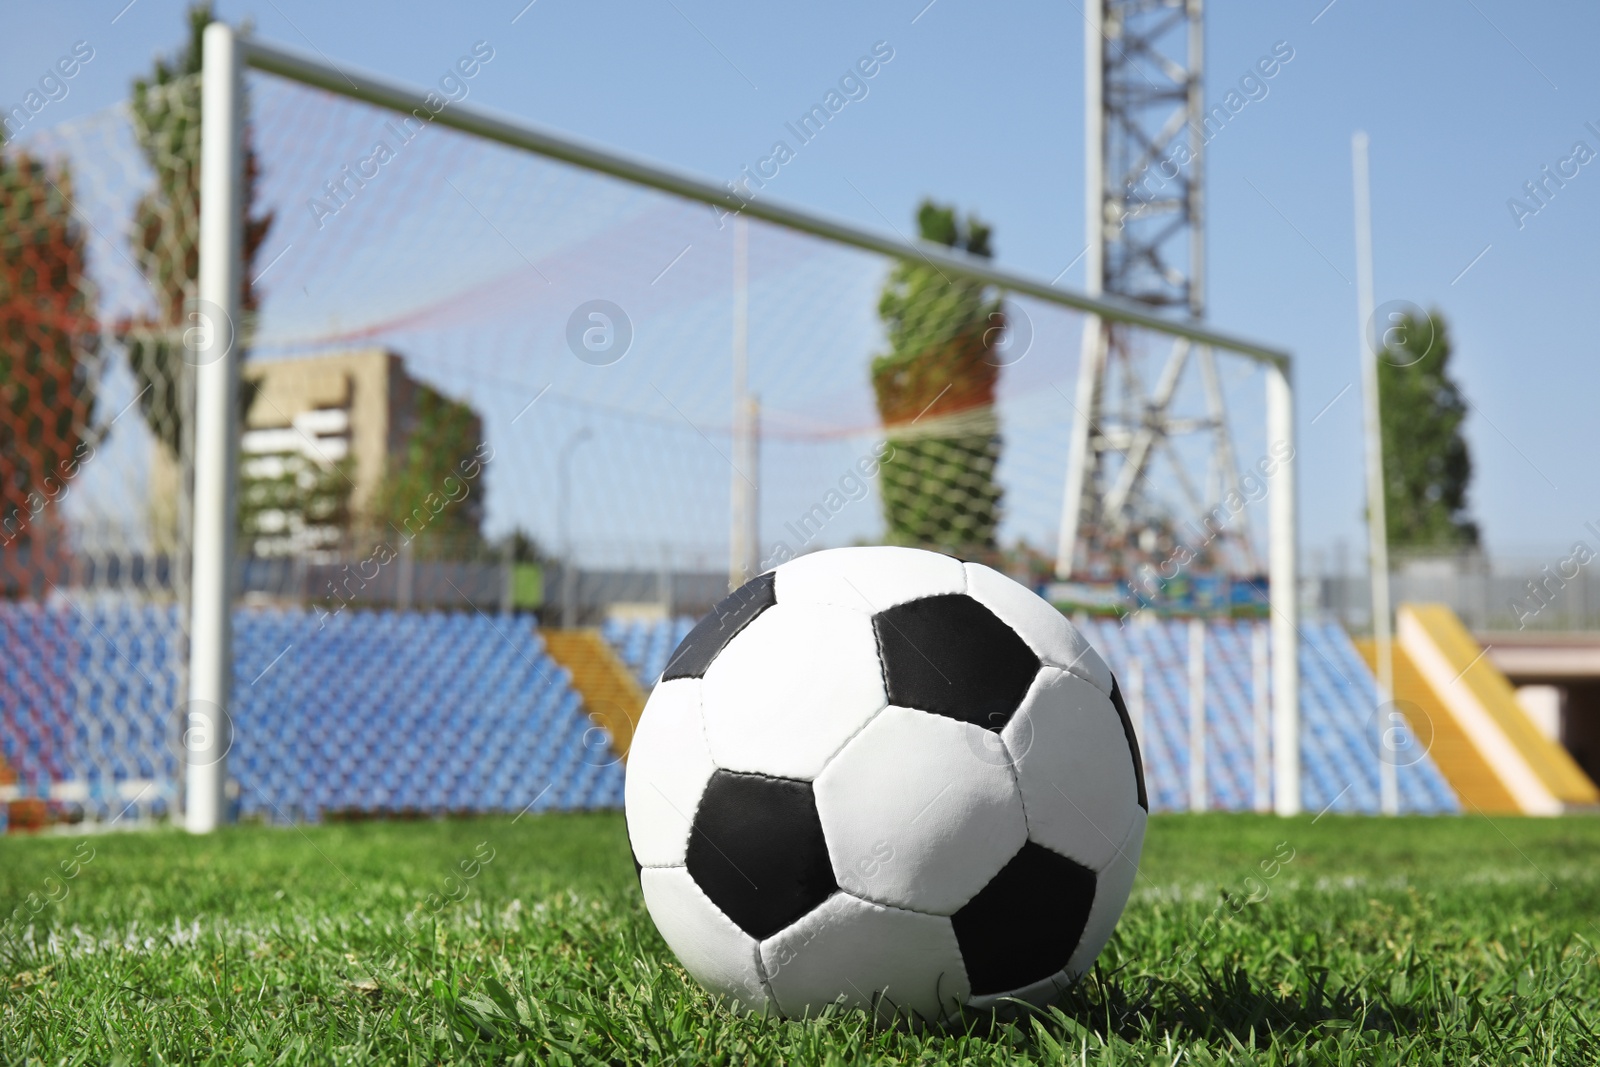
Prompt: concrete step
<box><xmin>1357</xmin><ymin>638</ymin><xmax>1518</xmax><ymax>813</ymax></box>
<box><xmin>540</xmin><ymin>628</ymin><xmax>648</xmax><ymax>761</ymax></box>
<box><xmin>1400</xmin><ymin>604</ymin><xmax>1599</xmax><ymax>813</ymax></box>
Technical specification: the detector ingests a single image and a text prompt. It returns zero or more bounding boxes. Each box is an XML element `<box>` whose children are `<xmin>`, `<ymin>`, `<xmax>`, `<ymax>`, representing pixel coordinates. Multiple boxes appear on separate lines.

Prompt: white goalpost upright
<box><xmin>1353</xmin><ymin>131</ymin><xmax>1399</xmax><ymax>817</ymax></box>
<box><xmin>186</xmin><ymin>21</ymin><xmax>245</xmax><ymax>833</ymax></box>
<box><xmin>1267</xmin><ymin>358</ymin><xmax>1301</xmax><ymax>815</ymax></box>
<box><xmin>186</xmin><ymin>27</ymin><xmax>1301</xmax><ymax>830</ymax></box>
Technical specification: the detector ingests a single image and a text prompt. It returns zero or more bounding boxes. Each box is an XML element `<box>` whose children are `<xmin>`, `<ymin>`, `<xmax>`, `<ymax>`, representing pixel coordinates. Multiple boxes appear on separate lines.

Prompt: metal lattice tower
<box><xmin>1057</xmin><ymin>0</ymin><xmax>1257</xmax><ymax>581</ymax></box>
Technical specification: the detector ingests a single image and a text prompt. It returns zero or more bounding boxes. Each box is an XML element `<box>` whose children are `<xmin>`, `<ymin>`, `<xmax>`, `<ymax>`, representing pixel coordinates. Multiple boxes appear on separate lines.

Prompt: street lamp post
<box><xmin>558</xmin><ymin>427</ymin><xmax>592</xmax><ymax>628</ymax></box>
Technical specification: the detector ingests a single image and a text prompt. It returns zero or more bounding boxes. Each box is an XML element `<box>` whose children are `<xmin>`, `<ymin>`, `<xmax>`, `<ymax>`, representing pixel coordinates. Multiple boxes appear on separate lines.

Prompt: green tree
<box><xmin>0</xmin><ymin>146</ymin><xmax>98</xmax><ymax>566</ymax></box>
<box><xmin>871</xmin><ymin>201</ymin><xmax>1004</xmax><ymax>554</ymax></box>
<box><xmin>371</xmin><ymin>383</ymin><xmax>486</xmax><ymax>552</ymax></box>
<box><xmin>122</xmin><ymin>1</ymin><xmax>273</xmax><ymax>458</ymax></box>
<box><xmin>1377</xmin><ymin>310</ymin><xmax>1478</xmax><ymax>548</ymax></box>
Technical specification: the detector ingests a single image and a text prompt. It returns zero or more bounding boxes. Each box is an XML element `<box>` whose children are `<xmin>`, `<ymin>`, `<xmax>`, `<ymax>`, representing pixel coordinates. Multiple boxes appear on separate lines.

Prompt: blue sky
<box><xmin>7</xmin><ymin>0</ymin><xmax>1598</xmax><ymax>567</ymax></box>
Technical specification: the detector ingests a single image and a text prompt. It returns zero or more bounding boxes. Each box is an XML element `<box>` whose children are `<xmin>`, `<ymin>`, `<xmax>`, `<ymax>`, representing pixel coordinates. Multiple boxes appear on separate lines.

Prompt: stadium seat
<box><xmin>601</xmin><ymin>611</ymin><xmax>1460</xmax><ymax>815</ymax></box>
<box><xmin>1</xmin><ymin>600</ymin><xmax>1458</xmax><ymax>822</ymax></box>
<box><xmin>0</xmin><ymin>603</ymin><xmax>625</xmax><ymax>824</ymax></box>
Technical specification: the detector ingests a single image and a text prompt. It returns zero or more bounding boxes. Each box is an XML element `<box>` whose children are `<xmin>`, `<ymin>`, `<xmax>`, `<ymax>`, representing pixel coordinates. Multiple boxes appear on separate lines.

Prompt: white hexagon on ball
<box><xmin>1004</xmin><ymin>667</ymin><xmax>1142</xmax><ymax>872</ymax></box>
<box><xmin>624</xmin><ymin>677</ymin><xmax>715</xmax><ymax>868</ymax></box>
<box><xmin>814</xmin><ymin>705</ymin><xmax>1028</xmax><ymax>915</ymax></box>
<box><xmin>774</xmin><ymin>545</ymin><xmax>966</xmax><ymax>615</ymax></box>
<box><xmin>700</xmin><ymin>602</ymin><xmax>886</xmax><ymax>780</ymax></box>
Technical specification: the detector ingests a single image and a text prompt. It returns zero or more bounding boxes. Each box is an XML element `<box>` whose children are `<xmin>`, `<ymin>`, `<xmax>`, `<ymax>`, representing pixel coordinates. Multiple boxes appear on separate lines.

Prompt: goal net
<box><xmin>2</xmin><ymin>73</ymin><xmax>201</xmax><ymax>827</ymax></box>
<box><xmin>0</xmin><ymin>28</ymin><xmax>1343</xmax><ymax>830</ymax></box>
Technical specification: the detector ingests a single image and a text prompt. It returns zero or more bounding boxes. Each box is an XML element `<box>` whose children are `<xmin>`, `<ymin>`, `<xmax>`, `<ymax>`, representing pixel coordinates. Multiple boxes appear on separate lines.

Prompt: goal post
<box><xmin>182</xmin><ymin>26</ymin><xmax>1300</xmax><ymax>829</ymax></box>
<box><xmin>185</xmin><ymin>21</ymin><xmax>246</xmax><ymax>833</ymax></box>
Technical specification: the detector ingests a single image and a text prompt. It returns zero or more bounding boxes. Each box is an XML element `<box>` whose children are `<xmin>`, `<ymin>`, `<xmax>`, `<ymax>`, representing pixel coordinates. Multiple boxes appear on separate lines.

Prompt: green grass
<box><xmin>3</xmin><ymin>812</ymin><xmax>1598</xmax><ymax>1064</ymax></box>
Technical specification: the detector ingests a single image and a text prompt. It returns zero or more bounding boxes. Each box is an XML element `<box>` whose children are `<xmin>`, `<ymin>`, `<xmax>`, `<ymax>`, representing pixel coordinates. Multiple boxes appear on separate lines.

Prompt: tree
<box><xmin>122</xmin><ymin>1</ymin><xmax>273</xmax><ymax>459</ymax></box>
<box><xmin>871</xmin><ymin>201</ymin><xmax>1004</xmax><ymax>555</ymax></box>
<box><xmin>0</xmin><ymin>146</ymin><xmax>98</xmax><ymax>571</ymax></box>
<box><xmin>1377</xmin><ymin>310</ymin><xmax>1478</xmax><ymax>548</ymax></box>
<box><xmin>500</xmin><ymin>527</ymin><xmax>550</xmax><ymax>613</ymax></box>
<box><xmin>370</xmin><ymin>383</ymin><xmax>487</xmax><ymax>552</ymax></box>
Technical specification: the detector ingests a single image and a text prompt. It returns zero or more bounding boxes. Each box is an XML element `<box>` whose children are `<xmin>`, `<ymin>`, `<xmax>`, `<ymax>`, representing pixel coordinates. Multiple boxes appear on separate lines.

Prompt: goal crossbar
<box><xmin>240</xmin><ymin>36</ymin><xmax>1287</xmax><ymax>367</ymax></box>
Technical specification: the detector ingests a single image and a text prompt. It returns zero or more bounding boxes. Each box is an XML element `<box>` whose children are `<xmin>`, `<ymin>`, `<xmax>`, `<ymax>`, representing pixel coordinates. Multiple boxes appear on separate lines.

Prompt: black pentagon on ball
<box><xmin>873</xmin><ymin>593</ymin><xmax>1040</xmax><ymax>732</ymax></box>
<box><xmin>662</xmin><ymin>572</ymin><xmax>776</xmax><ymax>680</ymax></box>
<box><xmin>1108</xmin><ymin>674</ymin><xmax>1149</xmax><ymax>811</ymax></box>
<box><xmin>951</xmin><ymin>840</ymin><xmax>1098</xmax><ymax>996</ymax></box>
<box><xmin>685</xmin><ymin>769</ymin><xmax>837</xmax><ymax>939</ymax></box>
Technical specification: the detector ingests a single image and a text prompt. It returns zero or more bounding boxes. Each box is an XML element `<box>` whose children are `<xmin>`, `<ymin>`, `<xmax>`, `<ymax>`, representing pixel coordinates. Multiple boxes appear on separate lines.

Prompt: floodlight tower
<box><xmin>1057</xmin><ymin>0</ymin><xmax>1255</xmax><ymax>580</ymax></box>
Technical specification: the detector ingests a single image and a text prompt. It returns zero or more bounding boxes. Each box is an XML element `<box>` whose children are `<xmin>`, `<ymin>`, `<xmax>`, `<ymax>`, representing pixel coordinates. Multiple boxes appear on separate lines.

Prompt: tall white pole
<box><xmin>1353</xmin><ymin>131</ymin><xmax>1398</xmax><ymax>815</ymax></box>
<box><xmin>558</xmin><ymin>427</ymin><xmax>591</xmax><ymax>627</ymax></box>
<box><xmin>739</xmin><ymin>394</ymin><xmax>759</xmax><ymax>576</ymax></box>
<box><xmin>1267</xmin><ymin>359</ymin><xmax>1300</xmax><ymax>815</ymax></box>
<box><xmin>729</xmin><ymin>217</ymin><xmax>759</xmax><ymax>588</ymax></box>
<box><xmin>187</xmin><ymin>21</ymin><xmax>244</xmax><ymax>833</ymax></box>
<box><xmin>1187</xmin><ymin>0</ymin><xmax>1205</xmax><ymax>316</ymax></box>
<box><xmin>1055</xmin><ymin>0</ymin><xmax>1105</xmax><ymax>581</ymax></box>
<box><xmin>1188</xmin><ymin>617</ymin><xmax>1207</xmax><ymax>813</ymax></box>
<box><xmin>1252</xmin><ymin>621</ymin><xmax>1271</xmax><ymax>812</ymax></box>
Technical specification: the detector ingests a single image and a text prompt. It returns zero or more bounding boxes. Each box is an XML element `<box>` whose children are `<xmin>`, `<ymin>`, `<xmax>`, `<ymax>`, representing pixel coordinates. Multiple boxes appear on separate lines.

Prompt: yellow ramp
<box><xmin>1356</xmin><ymin>638</ymin><xmax>1518</xmax><ymax>813</ymax></box>
<box><xmin>1397</xmin><ymin>604</ymin><xmax>1599</xmax><ymax>813</ymax></box>
<box><xmin>540</xmin><ymin>628</ymin><xmax>648</xmax><ymax>761</ymax></box>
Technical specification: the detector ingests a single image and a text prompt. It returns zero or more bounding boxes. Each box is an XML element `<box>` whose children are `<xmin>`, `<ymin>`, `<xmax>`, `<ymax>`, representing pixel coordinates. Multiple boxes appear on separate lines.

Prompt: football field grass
<box><xmin>3</xmin><ymin>811</ymin><xmax>1597</xmax><ymax>1064</ymax></box>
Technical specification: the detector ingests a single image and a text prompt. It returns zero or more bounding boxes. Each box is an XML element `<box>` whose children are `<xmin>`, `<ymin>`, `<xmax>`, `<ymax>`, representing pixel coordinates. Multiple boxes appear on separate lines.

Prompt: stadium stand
<box><xmin>0</xmin><ymin>604</ymin><xmax>624</xmax><ymax>824</ymax></box>
<box><xmin>602</xmin><ymin>614</ymin><xmax>1461</xmax><ymax>815</ymax></box>
<box><xmin>1071</xmin><ymin>617</ymin><xmax>1455</xmax><ymax>815</ymax></box>
<box><xmin>602</xmin><ymin>617</ymin><xmax>696</xmax><ymax>691</ymax></box>
<box><xmin>1</xmin><ymin>601</ymin><xmax>183</xmax><ymax>823</ymax></box>
<box><xmin>2</xmin><ymin>602</ymin><xmax>1456</xmax><ymax>825</ymax></box>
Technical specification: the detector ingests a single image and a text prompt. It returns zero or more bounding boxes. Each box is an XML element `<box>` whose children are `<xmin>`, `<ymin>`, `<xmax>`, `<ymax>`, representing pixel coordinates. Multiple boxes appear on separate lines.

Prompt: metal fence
<box><xmin>1310</xmin><ymin>555</ymin><xmax>1600</xmax><ymax>633</ymax></box>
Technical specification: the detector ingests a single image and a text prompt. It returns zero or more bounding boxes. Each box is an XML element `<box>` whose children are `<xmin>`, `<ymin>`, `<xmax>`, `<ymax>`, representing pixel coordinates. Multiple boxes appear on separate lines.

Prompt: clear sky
<box><xmin>6</xmin><ymin>0</ymin><xmax>1598</xmax><ymax>568</ymax></box>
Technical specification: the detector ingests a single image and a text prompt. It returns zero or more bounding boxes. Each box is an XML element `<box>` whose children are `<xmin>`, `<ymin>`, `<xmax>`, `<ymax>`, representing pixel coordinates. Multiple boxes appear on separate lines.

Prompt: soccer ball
<box><xmin>624</xmin><ymin>546</ymin><xmax>1146</xmax><ymax>1024</ymax></box>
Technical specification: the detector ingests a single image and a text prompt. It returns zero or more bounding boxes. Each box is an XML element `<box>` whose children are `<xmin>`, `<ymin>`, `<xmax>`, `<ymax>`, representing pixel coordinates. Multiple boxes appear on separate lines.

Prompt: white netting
<box><xmin>234</xmin><ymin>72</ymin><xmax>1271</xmax><ymax>592</ymax></box>
<box><xmin>0</xmin><ymin>56</ymin><xmax>1283</xmax><ymax>827</ymax></box>
<box><xmin>2</xmin><ymin>74</ymin><xmax>205</xmax><ymax>825</ymax></box>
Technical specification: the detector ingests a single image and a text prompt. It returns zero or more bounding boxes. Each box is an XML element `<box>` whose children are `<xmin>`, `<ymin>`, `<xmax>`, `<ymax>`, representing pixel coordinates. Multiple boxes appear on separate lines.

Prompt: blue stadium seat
<box><xmin>1</xmin><ymin>600</ymin><xmax>1461</xmax><ymax>821</ymax></box>
<box><xmin>605</xmin><ymin>616</ymin><xmax>697</xmax><ymax>687</ymax></box>
<box><xmin>0</xmin><ymin>602</ymin><xmax>625</xmax><ymax>823</ymax></box>
<box><xmin>602</xmin><ymin>609</ymin><xmax>1461</xmax><ymax>816</ymax></box>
